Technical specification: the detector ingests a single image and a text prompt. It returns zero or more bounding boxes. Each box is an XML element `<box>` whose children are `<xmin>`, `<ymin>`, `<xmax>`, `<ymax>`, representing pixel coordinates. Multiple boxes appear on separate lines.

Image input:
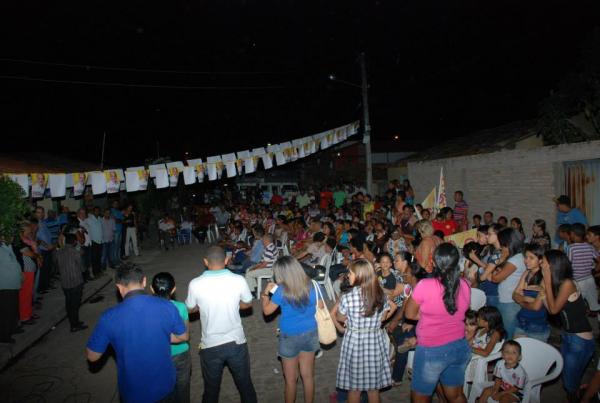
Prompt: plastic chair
<box><xmin>468</xmin><ymin>337</ymin><xmax>563</xmax><ymax>403</ymax></box>
<box><xmin>316</xmin><ymin>253</ymin><xmax>335</xmax><ymax>300</ymax></box>
<box><xmin>470</xmin><ymin>288</ymin><xmax>487</xmax><ymax>311</ymax></box>
<box><xmin>256</xmin><ymin>273</ymin><xmax>273</xmax><ymax>300</ymax></box>
<box><xmin>177</xmin><ymin>228</ymin><xmax>192</xmax><ymax>245</ymax></box>
<box><xmin>463</xmin><ymin>341</ymin><xmax>504</xmax><ymax>398</ymax></box>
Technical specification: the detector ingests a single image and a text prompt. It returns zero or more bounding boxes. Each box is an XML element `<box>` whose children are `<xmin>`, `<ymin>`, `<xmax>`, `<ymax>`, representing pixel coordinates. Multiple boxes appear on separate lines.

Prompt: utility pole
<box><xmin>360</xmin><ymin>52</ymin><xmax>373</xmax><ymax>195</ymax></box>
<box><xmin>100</xmin><ymin>132</ymin><xmax>106</xmax><ymax>170</ymax></box>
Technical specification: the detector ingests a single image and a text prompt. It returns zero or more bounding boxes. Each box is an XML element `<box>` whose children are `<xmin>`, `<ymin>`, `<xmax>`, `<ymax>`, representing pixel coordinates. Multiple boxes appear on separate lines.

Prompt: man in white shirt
<box><xmin>185</xmin><ymin>246</ymin><xmax>257</xmax><ymax>403</ymax></box>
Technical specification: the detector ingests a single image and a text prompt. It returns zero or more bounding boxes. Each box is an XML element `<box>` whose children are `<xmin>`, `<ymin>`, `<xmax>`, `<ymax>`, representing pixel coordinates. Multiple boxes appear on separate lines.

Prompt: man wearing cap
<box><xmin>556</xmin><ymin>195</ymin><xmax>588</xmax><ymax>242</ymax></box>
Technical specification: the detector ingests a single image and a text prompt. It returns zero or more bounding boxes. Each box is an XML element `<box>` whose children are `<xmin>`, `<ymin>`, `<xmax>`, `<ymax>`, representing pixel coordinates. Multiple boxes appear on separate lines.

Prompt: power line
<box><xmin>0</xmin><ymin>74</ymin><xmax>287</xmax><ymax>90</ymax></box>
<box><xmin>0</xmin><ymin>57</ymin><xmax>295</xmax><ymax>76</ymax></box>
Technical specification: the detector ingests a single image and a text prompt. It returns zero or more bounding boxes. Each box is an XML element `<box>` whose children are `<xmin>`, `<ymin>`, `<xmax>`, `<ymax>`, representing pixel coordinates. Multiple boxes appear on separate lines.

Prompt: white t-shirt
<box><xmin>185</xmin><ymin>269</ymin><xmax>252</xmax><ymax>349</ymax></box>
<box><xmin>493</xmin><ymin>360</ymin><xmax>527</xmax><ymax>391</ymax></box>
<box><xmin>498</xmin><ymin>253</ymin><xmax>526</xmax><ymax>303</ymax></box>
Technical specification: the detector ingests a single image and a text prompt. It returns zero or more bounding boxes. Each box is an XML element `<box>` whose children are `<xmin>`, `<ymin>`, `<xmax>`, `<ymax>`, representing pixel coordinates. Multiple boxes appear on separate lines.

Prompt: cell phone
<box><xmin>269</xmin><ymin>284</ymin><xmax>278</xmax><ymax>295</ymax></box>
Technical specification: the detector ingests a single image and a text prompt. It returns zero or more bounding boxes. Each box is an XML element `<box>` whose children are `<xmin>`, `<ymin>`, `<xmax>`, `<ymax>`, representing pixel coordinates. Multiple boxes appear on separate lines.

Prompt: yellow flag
<box><xmin>421</xmin><ymin>187</ymin><xmax>437</xmax><ymax>210</ymax></box>
<box><xmin>444</xmin><ymin>229</ymin><xmax>478</xmax><ymax>249</ymax></box>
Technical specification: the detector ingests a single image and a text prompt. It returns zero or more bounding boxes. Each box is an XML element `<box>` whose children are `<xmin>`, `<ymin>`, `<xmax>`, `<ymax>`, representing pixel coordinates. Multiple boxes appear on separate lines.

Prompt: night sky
<box><xmin>1</xmin><ymin>1</ymin><xmax>599</xmax><ymax>167</ymax></box>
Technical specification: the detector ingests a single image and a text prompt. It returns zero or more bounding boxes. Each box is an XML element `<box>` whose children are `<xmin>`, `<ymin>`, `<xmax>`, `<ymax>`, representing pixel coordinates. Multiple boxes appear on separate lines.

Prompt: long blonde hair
<box><xmin>350</xmin><ymin>259</ymin><xmax>385</xmax><ymax>316</ymax></box>
<box><xmin>273</xmin><ymin>256</ymin><xmax>310</xmax><ymax>307</ymax></box>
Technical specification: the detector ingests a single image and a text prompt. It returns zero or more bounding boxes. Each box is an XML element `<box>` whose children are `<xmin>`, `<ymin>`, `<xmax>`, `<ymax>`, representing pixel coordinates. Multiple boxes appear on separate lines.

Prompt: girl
<box><xmin>332</xmin><ymin>259</ymin><xmax>396</xmax><ymax>403</ymax></box>
<box><xmin>512</xmin><ymin>243</ymin><xmax>549</xmax><ymax>342</ymax></box>
<box><xmin>541</xmin><ymin>250</ymin><xmax>594</xmax><ymax>402</ymax></box>
<box><xmin>405</xmin><ymin>243</ymin><xmax>472</xmax><ymax>403</ymax></box>
<box><xmin>464</xmin><ymin>310</ymin><xmax>478</xmax><ymax>345</ymax></box>
<box><xmin>530</xmin><ymin>219</ymin><xmax>551</xmax><ymax>251</ymax></box>
<box><xmin>470</xmin><ymin>224</ymin><xmax>503</xmax><ymax>307</ymax></box>
<box><xmin>151</xmin><ymin>272</ymin><xmax>191</xmax><ymax>403</ymax></box>
<box><xmin>511</xmin><ymin>217</ymin><xmax>526</xmax><ymax>242</ymax></box>
<box><xmin>262</xmin><ymin>256</ymin><xmax>319</xmax><ymax>403</ymax></box>
<box><xmin>471</xmin><ymin>306</ymin><xmax>505</xmax><ymax>357</ymax></box>
<box><xmin>485</xmin><ymin>228</ymin><xmax>526</xmax><ymax>339</ymax></box>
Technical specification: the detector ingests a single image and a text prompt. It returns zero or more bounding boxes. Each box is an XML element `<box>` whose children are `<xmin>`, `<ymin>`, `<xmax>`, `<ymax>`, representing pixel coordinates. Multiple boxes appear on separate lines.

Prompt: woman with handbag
<box><xmin>332</xmin><ymin>259</ymin><xmax>397</xmax><ymax>403</ymax></box>
<box><xmin>262</xmin><ymin>255</ymin><xmax>321</xmax><ymax>403</ymax></box>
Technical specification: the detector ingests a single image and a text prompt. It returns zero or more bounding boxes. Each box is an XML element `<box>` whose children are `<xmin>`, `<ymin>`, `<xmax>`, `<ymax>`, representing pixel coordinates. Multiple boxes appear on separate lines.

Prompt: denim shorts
<box><xmin>278</xmin><ymin>329</ymin><xmax>319</xmax><ymax>359</ymax></box>
<box><xmin>411</xmin><ymin>338</ymin><xmax>471</xmax><ymax>395</ymax></box>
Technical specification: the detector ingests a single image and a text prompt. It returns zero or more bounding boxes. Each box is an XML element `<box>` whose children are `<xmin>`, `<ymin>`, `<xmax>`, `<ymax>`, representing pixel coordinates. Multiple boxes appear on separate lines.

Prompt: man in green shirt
<box><xmin>297</xmin><ymin>190</ymin><xmax>311</xmax><ymax>209</ymax></box>
<box><xmin>333</xmin><ymin>186</ymin><xmax>347</xmax><ymax>209</ymax></box>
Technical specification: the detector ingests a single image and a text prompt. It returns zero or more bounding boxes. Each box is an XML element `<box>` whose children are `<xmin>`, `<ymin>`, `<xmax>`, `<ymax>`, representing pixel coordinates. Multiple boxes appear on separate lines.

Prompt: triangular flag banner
<box><xmin>90</xmin><ymin>172</ymin><xmax>107</xmax><ymax>195</ymax></box>
<box><xmin>155</xmin><ymin>168</ymin><xmax>169</xmax><ymax>189</ymax></box>
<box><xmin>421</xmin><ymin>187</ymin><xmax>437</xmax><ymax>210</ymax></box>
<box><xmin>72</xmin><ymin>173</ymin><xmax>87</xmax><ymax>197</ymax></box>
<box><xmin>31</xmin><ymin>173</ymin><xmax>48</xmax><ymax>199</ymax></box>
<box><xmin>48</xmin><ymin>174</ymin><xmax>66</xmax><ymax>198</ymax></box>
<box><xmin>436</xmin><ymin>166</ymin><xmax>447</xmax><ymax>209</ymax></box>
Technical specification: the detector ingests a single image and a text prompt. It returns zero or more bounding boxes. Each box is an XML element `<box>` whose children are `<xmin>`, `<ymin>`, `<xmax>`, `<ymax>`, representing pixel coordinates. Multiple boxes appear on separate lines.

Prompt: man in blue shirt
<box><xmin>87</xmin><ymin>265</ymin><xmax>188</xmax><ymax>403</ymax></box>
<box><xmin>44</xmin><ymin>210</ymin><xmax>61</xmax><ymax>245</ymax></box>
<box><xmin>35</xmin><ymin>206</ymin><xmax>56</xmax><ymax>293</ymax></box>
<box><xmin>111</xmin><ymin>200</ymin><xmax>124</xmax><ymax>265</ymax></box>
<box><xmin>556</xmin><ymin>195</ymin><xmax>588</xmax><ymax>242</ymax></box>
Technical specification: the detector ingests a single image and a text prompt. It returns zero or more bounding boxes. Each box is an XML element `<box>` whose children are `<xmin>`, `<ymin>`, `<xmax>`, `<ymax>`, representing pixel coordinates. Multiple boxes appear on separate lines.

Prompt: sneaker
<box><xmin>316</xmin><ymin>350</ymin><xmax>323</xmax><ymax>359</ymax></box>
<box><xmin>70</xmin><ymin>324</ymin><xmax>89</xmax><ymax>333</ymax></box>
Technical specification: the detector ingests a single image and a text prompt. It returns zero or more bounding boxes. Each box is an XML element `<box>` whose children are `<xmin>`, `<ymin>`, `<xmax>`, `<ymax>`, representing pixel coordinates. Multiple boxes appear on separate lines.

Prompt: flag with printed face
<box><xmin>421</xmin><ymin>187</ymin><xmax>437</xmax><ymax>210</ymax></box>
<box><xmin>72</xmin><ymin>173</ymin><xmax>88</xmax><ymax>197</ymax></box>
<box><xmin>31</xmin><ymin>173</ymin><xmax>48</xmax><ymax>199</ymax></box>
<box><xmin>436</xmin><ymin>167</ymin><xmax>447</xmax><ymax>209</ymax></box>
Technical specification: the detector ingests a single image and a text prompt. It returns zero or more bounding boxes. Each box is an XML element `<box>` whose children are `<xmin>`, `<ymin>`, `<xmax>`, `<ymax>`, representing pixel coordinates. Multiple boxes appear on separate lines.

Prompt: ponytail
<box><xmin>433</xmin><ymin>243</ymin><xmax>461</xmax><ymax>315</ymax></box>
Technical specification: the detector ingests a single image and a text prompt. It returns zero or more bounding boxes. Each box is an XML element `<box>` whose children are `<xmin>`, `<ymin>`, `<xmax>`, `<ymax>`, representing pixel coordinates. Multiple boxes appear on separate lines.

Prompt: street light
<box><xmin>329</xmin><ymin>52</ymin><xmax>373</xmax><ymax>195</ymax></box>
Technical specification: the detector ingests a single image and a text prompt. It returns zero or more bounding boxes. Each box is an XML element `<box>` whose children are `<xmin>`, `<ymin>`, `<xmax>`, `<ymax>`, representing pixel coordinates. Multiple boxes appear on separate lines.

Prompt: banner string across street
<box><xmin>4</xmin><ymin>121</ymin><xmax>360</xmax><ymax>199</ymax></box>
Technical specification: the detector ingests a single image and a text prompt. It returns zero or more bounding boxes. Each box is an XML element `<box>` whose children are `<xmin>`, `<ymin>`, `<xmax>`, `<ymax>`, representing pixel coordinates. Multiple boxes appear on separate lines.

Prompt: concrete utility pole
<box><xmin>360</xmin><ymin>52</ymin><xmax>373</xmax><ymax>195</ymax></box>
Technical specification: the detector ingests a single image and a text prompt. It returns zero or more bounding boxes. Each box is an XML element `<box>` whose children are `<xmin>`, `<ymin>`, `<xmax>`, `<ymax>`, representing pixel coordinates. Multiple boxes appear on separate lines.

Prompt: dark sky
<box><xmin>1</xmin><ymin>0</ymin><xmax>599</xmax><ymax>166</ymax></box>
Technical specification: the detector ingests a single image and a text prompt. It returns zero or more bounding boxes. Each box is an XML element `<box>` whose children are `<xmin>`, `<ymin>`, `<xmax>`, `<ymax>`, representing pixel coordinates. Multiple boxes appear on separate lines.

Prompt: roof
<box><xmin>0</xmin><ymin>152</ymin><xmax>100</xmax><ymax>174</ymax></box>
<box><xmin>407</xmin><ymin>120</ymin><xmax>539</xmax><ymax>161</ymax></box>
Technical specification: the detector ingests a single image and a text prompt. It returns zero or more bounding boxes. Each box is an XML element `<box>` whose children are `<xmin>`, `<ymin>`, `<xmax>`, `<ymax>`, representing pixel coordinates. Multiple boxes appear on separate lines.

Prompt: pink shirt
<box><xmin>412</xmin><ymin>278</ymin><xmax>470</xmax><ymax>347</ymax></box>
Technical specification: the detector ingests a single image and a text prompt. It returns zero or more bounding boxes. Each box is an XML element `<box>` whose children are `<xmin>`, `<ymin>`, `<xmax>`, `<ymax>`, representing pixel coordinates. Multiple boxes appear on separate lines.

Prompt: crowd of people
<box><xmin>2</xmin><ymin>179</ymin><xmax>600</xmax><ymax>403</ymax></box>
<box><xmin>0</xmin><ymin>201</ymin><xmax>144</xmax><ymax>343</ymax></box>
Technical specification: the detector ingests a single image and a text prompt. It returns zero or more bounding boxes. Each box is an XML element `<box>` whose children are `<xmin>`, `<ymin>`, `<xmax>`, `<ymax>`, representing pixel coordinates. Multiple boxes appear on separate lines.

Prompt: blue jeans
<box><xmin>411</xmin><ymin>338</ymin><xmax>471</xmax><ymax>395</ymax></box>
<box><xmin>279</xmin><ymin>329</ymin><xmax>319</xmax><ymax>358</ymax></box>
<box><xmin>497</xmin><ymin>302</ymin><xmax>520</xmax><ymax>339</ymax></box>
<box><xmin>112</xmin><ymin>231</ymin><xmax>122</xmax><ymax>263</ymax></box>
<box><xmin>199</xmin><ymin>342</ymin><xmax>257</xmax><ymax>403</ymax></box>
<box><xmin>101</xmin><ymin>242</ymin><xmax>113</xmax><ymax>270</ymax></box>
<box><xmin>485</xmin><ymin>295</ymin><xmax>499</xmax><ymax>308</ymax></box>
<box><xmin>392</xmin><ymin>326</ymin><xmax>416</xmax><ymax>382</ymax></box>
<box><xmin>561</xmin><ymin>332</ymin><xmax>595</xmax><ymax>393</ymax></box>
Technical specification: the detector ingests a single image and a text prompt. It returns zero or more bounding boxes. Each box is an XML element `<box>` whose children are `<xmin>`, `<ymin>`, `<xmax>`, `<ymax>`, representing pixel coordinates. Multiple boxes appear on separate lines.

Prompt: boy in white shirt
<box><xmin>479</xmin><ymin>340</ymin><xmax>528</xmax><ymax>403</ymax></box>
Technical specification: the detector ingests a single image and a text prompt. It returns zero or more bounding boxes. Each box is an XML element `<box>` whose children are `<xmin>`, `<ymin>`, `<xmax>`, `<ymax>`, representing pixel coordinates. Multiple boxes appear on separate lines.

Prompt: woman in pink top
<box><xmin>405</xmin><ymin>243</ymin><xmax>472</xmax><ymax>402</ymax></box>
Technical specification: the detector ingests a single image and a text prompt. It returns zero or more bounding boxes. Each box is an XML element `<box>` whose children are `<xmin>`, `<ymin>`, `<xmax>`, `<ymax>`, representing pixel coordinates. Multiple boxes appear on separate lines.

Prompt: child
<box><xmin>151</xmin><ymin>272</ymin><xmax>191</xmax><ymax>403</ymax></box>
<box><xmin>479</xmin><ymin>340</ymin><xmax>527</xmax><ymax>403</ymax></box>
<box><xmin>472</xmin><ymin>214</ymin><xmax>482</xmax><ymax>230</ymax></box>
<box><xmin>557</xmin><ymin>224</ymin><xmax>572</xmax><ymax>254</ymax></box>
<box><xmin>472</xmin><ymin>306</ymin><xmax>505</xmax><ymax>357</ymax></box>
<box><xmin>232</xmin><ymin>240</ymin><xmax>248</xmax><ymax>266</ymax></box>
<box><xmin>465</xmin><ymin>309</ymin><xmax>478</xmax><ymax>344</ymax></box>
<box><xmin>568</xmin><ymin>223</ymin><xmax>600</xmax><ymax>315</ymax></box>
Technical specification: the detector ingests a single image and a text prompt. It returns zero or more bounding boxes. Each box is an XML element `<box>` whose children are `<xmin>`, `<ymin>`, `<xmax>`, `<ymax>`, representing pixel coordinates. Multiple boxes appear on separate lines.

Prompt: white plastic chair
<box><xmin>468</xmin><ymin>337</ymin><xmax>563</xmax><ymax>403</ymax></box>
<box><xmin>470</xmin><ymin>288</ymin><xmax>487</xmax><ymax>311</ymax></box>
<box><xmin>256</xmin><ymin>273</ymin><xmax>273</xmax><ymax>300</ymax></box>
<box><xmin>316</xmin><ymin>253</ymin><xmax>335</xmax><ymax>300</ymax></box>
<box><xmin>463</xmin><ymin>341</ymin><xmax>504</xmax><ymax>397</ymax></box>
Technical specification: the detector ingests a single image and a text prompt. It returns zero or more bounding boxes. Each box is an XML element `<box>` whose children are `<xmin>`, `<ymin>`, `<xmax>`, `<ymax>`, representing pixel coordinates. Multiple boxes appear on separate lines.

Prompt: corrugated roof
<box><xmin>408</xmin><ymin>120</ymin><xmax>539</xmax><ymax>161</ymax></box>
<box><xmin>0</xmin><ymin>152</ymin><xmax>100</xmax><ymax>174</ymax></box>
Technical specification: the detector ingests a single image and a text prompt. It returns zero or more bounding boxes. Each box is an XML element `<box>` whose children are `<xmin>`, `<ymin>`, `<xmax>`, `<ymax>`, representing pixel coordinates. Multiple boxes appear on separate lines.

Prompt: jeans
<box><xmin>561</xmin><ymin>332</ymin><xmax>595</xmax><ymax>393</ymax></box>
<box><xmin>38</xmin><ymin>250</ymin><xmax>54</xmax><ymax>292</ymax></box>
<box><xmin>199</xmin><ymin>342</ymin><xmax>257</xmax><ymax>403</ymax></box>
<box><xmin>279</xmin><ymin>329</ymin><xmax>319</xmax><ymax>358</ymax></box>
<box><xmin>485</xmin><ymin>294</ymin><xmax>499</xmax><ymax>308</ymax></box>
<box><xmin>497</xmin><ymin>301</ymin><xmax>521</xmax><ymax>339</ymax></box>
<box><xmin>172</xmin><ymin>350</ymin><xmax>191</xmax><ymax>403</ymax></box>
<box><xmin>411</xmin><ymin>338</ymin><xmax>471</xmax><ymax>396</ymax></box>
<box><xmin>112</xmin><ymin>231</ymin><xmax>122</xmax><ymax>263</ymax></box>
<box><xmin>101</xmin><ymin>242</ymin><xmax>113</xmax><ymax>270</ymax></box>
<box><xmin>63</xmin><ymin>284</ymin><xmax>83</xmax><ymax>328</ymax></box>
<box><xmin>392</xmin><ymin>326</ymin><xmax>416</xmax><ymax>382</ymax></box>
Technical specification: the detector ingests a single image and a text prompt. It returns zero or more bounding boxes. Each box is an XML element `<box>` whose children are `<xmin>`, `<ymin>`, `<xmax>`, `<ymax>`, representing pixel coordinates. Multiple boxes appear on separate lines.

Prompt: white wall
<box><xmin>407</xmin><ymin>140</ymin><xmax>600</xmax><ymax>239</ymax></box>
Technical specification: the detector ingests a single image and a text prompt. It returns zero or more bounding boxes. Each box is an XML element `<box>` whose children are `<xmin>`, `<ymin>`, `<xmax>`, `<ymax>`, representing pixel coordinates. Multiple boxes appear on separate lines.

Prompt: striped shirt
<box><xmin>568</xmin><ymin>242</ymin><xmax>599</xmax><ymax>281</ymax></box>
<box><xmin>453</xmin><ymin>200</ymin><xmax>469</xmax><ymax>227</ymax></box>
<box><xmin>261</xmin><ymin>243</ymin><xmax>279</xmax><ymax>269</ymax></box>
<box><xmin>56</xmin><ymin>244</ymin><xmax>85</xmax><ymax>289</ymax></box>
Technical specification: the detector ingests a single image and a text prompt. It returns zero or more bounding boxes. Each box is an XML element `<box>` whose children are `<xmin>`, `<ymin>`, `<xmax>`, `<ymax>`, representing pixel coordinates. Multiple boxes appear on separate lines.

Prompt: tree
<box><xmin>538</xmin><ymin>28</ymin><xmax>600</xmax><ymax>144</ymax></box>
<box><xmin>0</xmin><ymin>177</ymin><xmax>29</xmax><ymax>241</ymax></box>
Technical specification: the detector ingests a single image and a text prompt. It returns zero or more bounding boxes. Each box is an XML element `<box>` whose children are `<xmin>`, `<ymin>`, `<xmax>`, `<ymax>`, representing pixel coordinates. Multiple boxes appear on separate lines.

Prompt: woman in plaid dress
<box><xmin>333</xmin><ymin>259</ymin><xmax>397</xmax><ymax>402</ymax></box>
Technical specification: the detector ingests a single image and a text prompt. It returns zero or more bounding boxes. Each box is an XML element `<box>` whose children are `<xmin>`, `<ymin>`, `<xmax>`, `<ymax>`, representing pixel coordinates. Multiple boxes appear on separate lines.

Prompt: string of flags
<box><xmin>4</xmin><ymin>121</ymin><xmax>360</xmax><ymax>199</ymax></box>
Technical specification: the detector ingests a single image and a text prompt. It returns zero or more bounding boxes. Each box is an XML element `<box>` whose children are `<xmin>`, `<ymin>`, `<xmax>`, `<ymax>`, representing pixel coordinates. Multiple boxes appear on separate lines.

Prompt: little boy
<box><xmin>569</xmin><ymin>223</ymin><xmax>600</xmax><ymax>314</ymax></box>
<box><xmin>479</xmin><ymin>340</ymin><xmax>527</xmax><ymax>402</ymax></box>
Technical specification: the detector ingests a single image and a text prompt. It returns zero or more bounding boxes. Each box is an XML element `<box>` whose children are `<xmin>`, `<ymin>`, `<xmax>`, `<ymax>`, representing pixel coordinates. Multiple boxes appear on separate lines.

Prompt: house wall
<box><xmin>407</xmin><ymin>140</ymin><xmax>600</xmax><ymax>240</ymax></box>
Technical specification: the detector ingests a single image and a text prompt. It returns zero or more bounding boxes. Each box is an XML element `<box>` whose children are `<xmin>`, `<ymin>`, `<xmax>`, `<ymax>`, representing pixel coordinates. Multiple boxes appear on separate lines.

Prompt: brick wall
<box><xmin>407</xmin><ymin>140</ymin><xmax>600</xmax><ymax>239</ymax></box>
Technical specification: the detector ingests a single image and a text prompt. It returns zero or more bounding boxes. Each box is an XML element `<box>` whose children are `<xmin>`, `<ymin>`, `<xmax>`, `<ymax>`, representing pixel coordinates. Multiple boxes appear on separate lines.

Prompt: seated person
<box><xmin>294</xmin><ymin>232</ymin><xmax>327</xmax><ymax>265</ymax></box>
<box><xmin>158</xmin><ymin>213</ymin><xmax>176</xmax><ymax>249</ymax></box>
